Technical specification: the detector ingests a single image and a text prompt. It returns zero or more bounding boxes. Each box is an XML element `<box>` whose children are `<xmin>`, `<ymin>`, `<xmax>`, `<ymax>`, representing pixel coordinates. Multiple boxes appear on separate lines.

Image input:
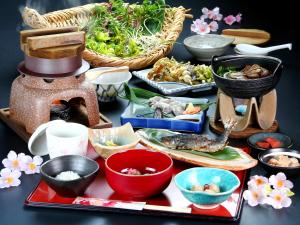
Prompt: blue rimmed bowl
<box><xmin>175</xmin><ymin>167</ymin><xmax>240</xmax><ymax>209</ymax></box>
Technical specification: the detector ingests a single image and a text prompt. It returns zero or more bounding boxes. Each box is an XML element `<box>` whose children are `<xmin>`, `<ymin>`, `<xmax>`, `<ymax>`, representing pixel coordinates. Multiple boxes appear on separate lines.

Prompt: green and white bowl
<box><xmin>87</xmin><ymin>67</ymin><xmax>132</xmax><ymax>102</ymax></box>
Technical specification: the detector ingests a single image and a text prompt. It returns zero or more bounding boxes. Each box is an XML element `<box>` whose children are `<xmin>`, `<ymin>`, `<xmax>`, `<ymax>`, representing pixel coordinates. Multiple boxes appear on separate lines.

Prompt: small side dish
<box><xmin>247</xmin><ymin>132</ymin><xmax>292</xmax><ymax>153</ymax></box>
<box><xmin>258</xmin><ymin>148</ymin><xmax>300</xmax><ymax>177</ymax></box>
<box><xmin>175</xmin><ymin>167</ymin><xmax>240</xmax><ymax>209</ymax></box>
<box><xmin>267</xmin><ymin>155</ymin><xmax>300</xmax><ymax>168</ymax></box>
<box><xmin>89</xmin><ymin>123</ymin><xmax>140</xmax><ymax>158</ymax></box>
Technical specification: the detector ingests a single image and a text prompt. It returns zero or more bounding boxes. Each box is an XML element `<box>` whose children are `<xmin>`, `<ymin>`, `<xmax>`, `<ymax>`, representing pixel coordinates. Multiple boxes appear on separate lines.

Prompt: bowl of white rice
<box><xmin>40</xmin><ymin>155</ymin><xmax>99</xmax><ymax>197</ymax></box>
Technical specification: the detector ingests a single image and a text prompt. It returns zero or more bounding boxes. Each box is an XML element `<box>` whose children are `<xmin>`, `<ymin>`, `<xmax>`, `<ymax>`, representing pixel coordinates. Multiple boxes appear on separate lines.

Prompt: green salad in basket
<box><xmin>85</xmin><ymin>0</ymin><xmax>167</xmax><ymax>58</ymax></box>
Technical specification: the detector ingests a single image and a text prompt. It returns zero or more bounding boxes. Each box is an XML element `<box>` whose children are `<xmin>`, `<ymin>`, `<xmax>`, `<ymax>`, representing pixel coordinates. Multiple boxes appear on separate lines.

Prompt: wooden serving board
<box><xmin>221</xmin><ymin>29</ymin><xmax>271</xmax><ymax>45</ymax></box>
<box><xmin>0</xmin><ymin>108</ymin><xmax>112</xmax><ymax>142</ymax></box>
<box><xmin>209</xmin><ymin>117</ymin><xmax>278</xmax><ymax>139</ymax></box>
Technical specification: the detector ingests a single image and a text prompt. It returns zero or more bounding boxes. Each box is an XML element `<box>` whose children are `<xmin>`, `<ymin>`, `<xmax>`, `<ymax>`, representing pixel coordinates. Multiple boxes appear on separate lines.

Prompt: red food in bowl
<box><xmin>105</xmin><ymin>149</ymin><xmax>173</xmax><ymax>198</ymax></box>
<box><xmin>265</xmin><ymin>137</ymin><xmax>282</xmax><ymax>148</ymax></box>
<box><xmin>256</xmin><ymin>141</ymin><xmax>271</xmax><ymax>149</ymax></box>
<box><xmin>255</xmin><ymin>137</ymin><xmax>283</xmax><ymax>149</ymax></box>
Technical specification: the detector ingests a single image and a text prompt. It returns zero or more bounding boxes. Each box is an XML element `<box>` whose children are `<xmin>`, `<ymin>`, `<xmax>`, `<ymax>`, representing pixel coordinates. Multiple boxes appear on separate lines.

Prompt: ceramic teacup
<box><xmin>46</xmin><ymin>122</ymin><xmax>88</xmax><ymax>159</ymax></box>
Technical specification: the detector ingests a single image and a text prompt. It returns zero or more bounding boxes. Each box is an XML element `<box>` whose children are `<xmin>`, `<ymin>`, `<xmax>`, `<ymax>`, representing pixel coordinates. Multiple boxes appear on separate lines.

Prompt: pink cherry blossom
<box><xmin>267</xmin><ymin>189</ymin><xmax>292</xmax><ymax>209</ymax></box>
<box><xmin>200</xmin><ymin>7</ymin><xmax>209</xmax><ymax>20</ymax></box>
<box><xmin>22</xmin><ymin>155</ymin><xmax>43</xmax><ymax>174</ymax></box>
<box><xmin>201</xmin><ymin>7</ymin><xmax>223</xmax><ymax>21</ymax></box>
<box><xmin>0</xmin><ymin>168</ymin><xmax>21</xmax><ymax>188</ymax></box>
<box><xmin>208</xmin><ymin>21</ymin><xmax>219</xmax><ymax>32</ymax></box>
<box><xmin>224</xmin><ymin>15</ymin><xmax>237</xmax><ymax>25</ymax></box>
<box><xmin>269</xmin><ymin>172</ymin><xmax>293</xmax><ymax>190</ymax></box>
<box><xmin>191</xmin><ymin>19</ymin><xmax>210</xmax><ymax>35</ymax></box>
<box><xmin>236</xmin><ymin>13</ymin><xmax>242</xmax><ymax>23</ymax></box>
<box><xmin>243</xmin><ymin>187</ymin><xmax>267</xmax><ymax>206</ymax></box>
<box><xmin>247</xmin><ymin>175</ymin><xmax>269</xmax><ymax>189</ymax></box>
<box><xmin>210</xmin><ymin>7</ymin><xmax>223</xmax><ymax>21</ymax></box>
<box><xmin>2</xmin><ymin>150</ymin><xmax>26</xmax><ymax>171</ymax></box>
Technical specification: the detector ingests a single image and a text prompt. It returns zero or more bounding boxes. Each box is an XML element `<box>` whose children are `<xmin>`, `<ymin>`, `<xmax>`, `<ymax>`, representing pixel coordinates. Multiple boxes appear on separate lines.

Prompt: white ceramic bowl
<box><xmin>87</xmin><ymin>67</ymin><xmax>132</xmax><ymax>102</ymax></box>
<box><xmin>184</xmin><ymin>34</ymin><xmax>234</xmax><ymax>62</ymax></box>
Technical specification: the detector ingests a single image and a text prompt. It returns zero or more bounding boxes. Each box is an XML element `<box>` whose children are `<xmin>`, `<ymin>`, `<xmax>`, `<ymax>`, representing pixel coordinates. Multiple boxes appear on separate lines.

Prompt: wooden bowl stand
<box><xmin>210</xmin><ymin>90</ymin><xmax>279</xmax><ymax>138</ymax></box>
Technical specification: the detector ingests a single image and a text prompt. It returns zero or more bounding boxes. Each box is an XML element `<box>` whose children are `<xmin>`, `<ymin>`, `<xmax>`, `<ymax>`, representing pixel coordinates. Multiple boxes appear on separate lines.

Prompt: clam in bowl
<box><xmin>183</xmin><ymin>34</ymin><xmax>234</xmax><ymax>62</ymax></box>
<box><xmin>89</xmin><ymin>123</ymin><xmax>140</xmax><ymax>158</ymax></box>
<box><xmin>175</xmin><ymin>167</ymin><xmax>240</xmax><ymax>209</ymax></box>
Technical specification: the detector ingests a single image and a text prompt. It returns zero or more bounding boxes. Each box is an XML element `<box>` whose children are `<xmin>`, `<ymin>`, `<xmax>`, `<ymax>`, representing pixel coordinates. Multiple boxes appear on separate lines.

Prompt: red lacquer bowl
<box><xmin>105</xmin><ymin>149</ymin><xmax>173</xmax><ymax>198</ymax></box>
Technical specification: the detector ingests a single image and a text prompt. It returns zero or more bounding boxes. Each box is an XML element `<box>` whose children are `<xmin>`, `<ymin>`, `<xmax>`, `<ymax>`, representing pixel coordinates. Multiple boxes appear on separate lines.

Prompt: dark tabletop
<box><xmin>0</xmin><ymin>0</ymin><xmax>299</xmax><ymax>225</ymax></box>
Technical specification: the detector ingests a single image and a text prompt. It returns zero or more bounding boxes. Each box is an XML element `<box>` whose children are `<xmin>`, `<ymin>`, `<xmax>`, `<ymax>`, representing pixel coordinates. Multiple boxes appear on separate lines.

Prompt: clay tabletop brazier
<box><xmin>9</xmin><ymin>27</ymin><xmax>100</xmax><ymax>133</ymax></box>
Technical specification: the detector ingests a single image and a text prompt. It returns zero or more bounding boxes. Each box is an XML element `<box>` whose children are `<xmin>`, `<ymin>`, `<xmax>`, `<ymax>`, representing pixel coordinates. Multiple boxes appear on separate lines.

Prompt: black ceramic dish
<box><xmin>40</xmin><ymin>155</ymin><xmax>99</xmax><ymax>197</ymax></box>
<box><xmin>247</xmin><ymin>132</ymin><xmax>293</xmax><ymax>155</ymax></box>
<box><xmin>211</xmin><ymin>55</ymin><xmax>283</xmax><ymax>98</ymax></box>
<box><xmin>258</xmin><ymin>148</ymin><xmax>300</xmax><ymax>177</ymax></box>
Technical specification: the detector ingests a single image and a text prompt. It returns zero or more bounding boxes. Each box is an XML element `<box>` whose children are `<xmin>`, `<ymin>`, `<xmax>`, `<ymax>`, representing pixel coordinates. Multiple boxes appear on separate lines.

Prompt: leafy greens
<box><xmin>85</xmin><ymin>0</ymin><xmax>166</xmax><ymax>58</ymax></box>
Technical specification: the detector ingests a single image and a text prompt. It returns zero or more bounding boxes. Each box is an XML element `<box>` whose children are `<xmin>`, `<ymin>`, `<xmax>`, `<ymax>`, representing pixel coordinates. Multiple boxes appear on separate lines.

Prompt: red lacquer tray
<box><xmin>25</xmin><ymin>146</ymin><xmax>249</xmax><ymax>221</ymax></box>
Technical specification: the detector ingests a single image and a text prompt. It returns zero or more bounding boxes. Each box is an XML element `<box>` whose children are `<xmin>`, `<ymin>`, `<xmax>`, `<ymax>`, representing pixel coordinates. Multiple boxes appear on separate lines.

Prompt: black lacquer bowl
<box><xmin>258</xmin><ymin>148</ymin><xmax>300</xmax><ymax>177</ymax></box>
<box><xmin>211</xmin><ymin>55</ymin><xmax>283</xmax><ymax>98</ymax></box>
<box><xmin>41</xmin><ymin>155</ymin><xmax>99</xmax><ymax>197</ymax></box>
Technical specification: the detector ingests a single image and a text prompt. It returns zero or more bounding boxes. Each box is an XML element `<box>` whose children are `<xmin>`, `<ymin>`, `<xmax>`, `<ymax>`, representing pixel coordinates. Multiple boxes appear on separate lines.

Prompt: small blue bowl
<box><xmin>175</xmin><ymin>168</ymin><xmax>240</xmax><ymax>209</ymax></box>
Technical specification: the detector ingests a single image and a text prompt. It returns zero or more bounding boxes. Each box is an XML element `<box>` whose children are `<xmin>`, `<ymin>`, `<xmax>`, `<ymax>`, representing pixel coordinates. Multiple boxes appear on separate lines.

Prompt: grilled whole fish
<box><xmin>160</xmin><ymin>120</ymin><xmax>236</xmax><ymax>152</ymax></box>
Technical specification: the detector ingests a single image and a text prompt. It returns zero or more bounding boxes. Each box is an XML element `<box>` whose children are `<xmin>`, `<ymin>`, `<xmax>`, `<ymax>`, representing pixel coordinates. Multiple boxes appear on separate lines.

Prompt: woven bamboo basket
<box><xmin>22</xmin><ymin>3</ymin><xmax>191</xmax><ymax>70</ymax></box>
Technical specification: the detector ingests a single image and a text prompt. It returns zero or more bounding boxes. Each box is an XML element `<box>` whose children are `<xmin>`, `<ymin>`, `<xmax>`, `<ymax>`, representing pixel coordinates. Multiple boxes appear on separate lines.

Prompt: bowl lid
<box><xmin>28</xmin><ymin>120</ymin><xmax>66</xmax><ymax>156</ymax></box>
